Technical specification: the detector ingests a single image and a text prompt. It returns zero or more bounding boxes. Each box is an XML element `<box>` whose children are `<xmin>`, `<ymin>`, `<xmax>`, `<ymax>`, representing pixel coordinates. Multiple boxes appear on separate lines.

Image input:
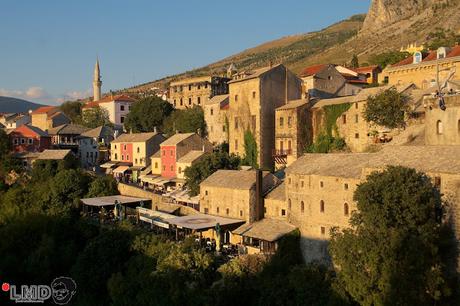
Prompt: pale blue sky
<box><xmin>0</xmin><ymin>0</ymin><xmax>370</xmax><ymax>104</ymax></box>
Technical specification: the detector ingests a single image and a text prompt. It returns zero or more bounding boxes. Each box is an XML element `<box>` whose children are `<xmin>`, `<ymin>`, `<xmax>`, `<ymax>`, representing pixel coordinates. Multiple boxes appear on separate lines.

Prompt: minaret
<box><xmin>93</xmin><ymin>58</ymin><xmax>102</xmax><ymax>101</ymax></box>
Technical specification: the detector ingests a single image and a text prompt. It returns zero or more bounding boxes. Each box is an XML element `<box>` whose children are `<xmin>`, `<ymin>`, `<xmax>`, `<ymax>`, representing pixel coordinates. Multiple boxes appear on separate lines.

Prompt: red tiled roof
<box><xmin>31</xmin><ymin>106</ymin><xmax>56</xmax><ymax>115</ymax></box>
<box><xmin>447</xmin><ymin>45</ymin><xmax>460</xmax><ymax>57</ymax></box>
<box><xmin>392</xmin><ymin>56</ymin><xmax>415</xmax><ymax>67</ymax></box>
<box><xmin>82</xmin><ymin>101</ymin><xmax>100</xmax><ymax>109</ymax></box>
<box><xmin>422</xmin><ymin>50</ymin><xmax>437</xmax><ymax>62</ymax></box>
<box><xmin>98</xmin><ymin>94</ymin><xmax>136</xmax><ymax>103</ymax></box>
<box><xmin>300</xmin><ymin>64</ymin><xmax>328</xmax><ymax>77</ymax></box>
<box><xmin>391</xmin><ymin>45</ymin><xmax>460</xmax><ymax>68</ymax></box>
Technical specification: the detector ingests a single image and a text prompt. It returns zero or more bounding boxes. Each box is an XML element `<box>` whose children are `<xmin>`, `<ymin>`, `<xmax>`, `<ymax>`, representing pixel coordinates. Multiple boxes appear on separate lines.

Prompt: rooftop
<box><xmin>31</xmin><ymin>106</ymin><xmax>56</xmax><ymax>115</ymax></box>
<box><xmin>265</xmin><ymin>182</ymin><xmax>286</xmax><ymax>201</ymax></box>
<box><xmin>206</xmin><ymin>94</ymin><xmax>229</xmax><ymax>106</ymax></box>
<box><xmin>20</xmin><ymin>124</ymin><xmax>49</xmax><ymax>137</ymax></box>
<box><xmin>276</xmin><ymin>99</ymin><xmax>309</xmax><ymax>110</ymax></box>
<box><xmin>201</xmin><ymin>170</ymin><xmax>279</xmax><ymax>191</ymax></box>
<box><xmin>81</xmin><ymin>195</ymin><xmax>150</xmax><ymax>207</ymax></box>
<box><xmin>233</xmin><ymin>218</ymin><xmax>297</xmax><ymax>242</ymax></box>
<box><xmin>48</xmin><ymin>124</ymin><xmax>90</xmax><ymax>135</ymax></box>
<box><xmin>299</xmin><ymin>64</ymin><xmax>328</xmax><ymax>77</ymax></box>
<box><xmin>391</xmin><ymin>45</ymin><xmax>460</xmax><ymax>68</ymax></box>
<box><xmin>161</xmin><ymin>132</ymin><xmax>195</xmax><ymax>146</ymax></box>
<box><xmin>36</xmin><ymin>149</ymin><xmax>72</xmax><ymax>160</ymax></box>
<box><xmin>112</xmin><ymin>132</ymin><xmax>161</xmax><ymax>143</ymax></box>
<box><xmin>168</xmin><ymin>213</ymin><xmax>244</xmax><ymax>231</ymax></box>
<box><xmin>80</xmin><ymin>126</ymin><xmax>112</xmax><ymax>138</ymax></box>
<box><xmin>170</xmin><ymin>76</ymin><xmax>214</xmax><ymax>86</ymax></box>
<box><xmin>177</xmin><ymin>150</ymin><xmax>206</xmax><ymax>164</ymax></box>
<box><xmin>228</xmin><ymin>64</ymin><xmax>283</xmax><ymax>84</ymax></box>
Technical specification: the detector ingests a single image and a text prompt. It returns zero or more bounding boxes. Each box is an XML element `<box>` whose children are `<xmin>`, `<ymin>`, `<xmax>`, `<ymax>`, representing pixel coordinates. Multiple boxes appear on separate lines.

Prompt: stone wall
<box><xmin>425</xmin><ymin>95</ymin><xmax>460</xmax><ymax>145</ymax></box>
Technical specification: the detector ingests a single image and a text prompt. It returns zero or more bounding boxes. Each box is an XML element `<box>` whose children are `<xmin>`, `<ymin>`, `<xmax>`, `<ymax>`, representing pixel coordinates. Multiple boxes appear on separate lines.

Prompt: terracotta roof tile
<box><xmin>300</xmin><ymin>64</ymin><xmax>328</xmax><ymax>77</ymax></box>
<box><xmin>447</xmin><ymin>45</ymin><xmax>460</xmax><ymax>58</ymax></box>
<box><xmin>31</xmin><ymin>106</ymin><xmax>56</xmax><ymax>115</ymax></box>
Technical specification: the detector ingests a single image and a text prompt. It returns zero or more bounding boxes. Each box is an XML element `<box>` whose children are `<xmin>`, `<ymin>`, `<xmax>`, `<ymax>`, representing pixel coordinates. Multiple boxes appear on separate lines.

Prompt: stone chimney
<box><xmin>254</xmin><ymin>169</ymin><xmax>264</xmax><ymax>221</ymax></box>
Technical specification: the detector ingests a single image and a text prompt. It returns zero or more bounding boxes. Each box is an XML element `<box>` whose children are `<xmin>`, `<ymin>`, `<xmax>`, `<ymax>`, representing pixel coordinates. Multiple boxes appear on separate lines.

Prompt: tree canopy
<box><xmin>242</xmin><ymin>130</ymin><xmax>259</xmax><ymax>169</ymax></box>
<box><xmin>60</xmin><ymin>101</ymin><xmax>83</xmax><ymax>123</ymax></box>
<box><xmin>163</xmin><ymin>106</ymin><xmax>206</xmax><ymax>136</ymax></box>
<box><xmin>369</xmin><ymin>51</ymin><xmax>410</xmax><ymax>69</ymax></box>
<box><xmin>329</xmin><ymin>166</ymin><xmax>452</xmax><ymax>305</ymax></box>
<box><xmin>363</xmin><ymin>88</ymin><xmax>410</xmax><ymax>129</ymax></box>
<box><xmin>124</xmin><ymin>96</ymin><xmax>173</xmax><ymax>133</ymax></box>
<box><xmin>350</xmin><ymin>54</ymin><xmax>359</xmax><ymax>68</ymax></box>
<box><xmin>184</xmin><ymin>151</ymin><xmax>240</xmax><ymax>196</ymax></box>
<box><xmin>81</xmin><ymin>106</ymin><xmax>112</xmax><ymax>128</ymax></box>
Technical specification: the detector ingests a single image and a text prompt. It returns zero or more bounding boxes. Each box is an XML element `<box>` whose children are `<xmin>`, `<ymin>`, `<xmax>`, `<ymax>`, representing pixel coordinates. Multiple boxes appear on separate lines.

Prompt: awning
<box><xmin>100</xmin><ymin>162</ymin><xmax>117</xmax><ymax>169</ymax></box>
<box><xmin>137</xmin><ymin>207</ymin><xmax>176</xmax><ymax>229</ymax></box>
<box><xmin>81</xmin><ymin>195</ymin><xmax>151</xmax><ymax>207</ymax></box>
<box><xmin>153</xmin><ymin>178</ymin><xmax>172</xmax><ymax>186</ymax></box>
<box><xmin>129</xmin><ymin>166</ymin><xmax>146</xmax><ymax>171</ymax></box>
<box><xmin>232</xmin><ymin>219</ymin><xmax>297</xmax><ymax>242</ymax></box>
<box><xmin>141</xmin><ymin>165</ymin><xmax>152</xmax><ymax>175</ymax></box>
<box><xmin>113</xmin><ymin>165</ymin><xmax>130</xmax><ymax>174</ymax></box>
<box><xmin>140</xmin><ymin>175</ymin><xmax>160</xmax><ymax>184</ymax></box>
<box><xmin>168</xmin><ymin>214</ymin><xmax>245</xmax><ymax>231</ymax></box>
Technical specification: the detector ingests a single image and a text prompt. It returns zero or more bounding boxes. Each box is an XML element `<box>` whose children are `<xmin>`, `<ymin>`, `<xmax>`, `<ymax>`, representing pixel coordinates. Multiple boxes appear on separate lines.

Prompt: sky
<box><xmin>0</xmin><ymin>0</ymin><xmax>370</xmax><ymax>105</ymax></box>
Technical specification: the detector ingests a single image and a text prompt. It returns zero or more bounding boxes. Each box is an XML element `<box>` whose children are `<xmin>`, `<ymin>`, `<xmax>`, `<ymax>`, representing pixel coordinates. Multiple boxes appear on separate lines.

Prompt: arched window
<box><xmin>301</xmin><ymin>201</ymin><xmax>305</xmax><ymax>214</ymax></box>
<box><xmin>344</xmin><ymin>203</ymin><xmax>349</xmax><ymax>216</ymax></box>
<box><xmin>288</xmin><ymin>199</ymin><xmax>292</xmax><ymax>210</ymax></box>
<box><xmin>320</xmin><ymin>200</ymin><xmax>325</xmax><ymax>213</ymax></box>
<box><xmin>437</xmin><ymin>120</ymin><xmax>443</xmax><ymax>135</ymax></box>
<box><xmin>178</xmin><ymin>167</ymin><xmax>182</xmax><ymax>174</ymax></box>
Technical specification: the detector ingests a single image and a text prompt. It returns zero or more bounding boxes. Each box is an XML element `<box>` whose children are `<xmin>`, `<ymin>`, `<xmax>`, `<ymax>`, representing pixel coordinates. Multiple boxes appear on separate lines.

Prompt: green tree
<box><xmin>185</xmin><ymin>151</ymin><xmax>240</xmax><ymax>196</ymax></box>
<box><xmin>242</xmin><ymin>130</ymin><xmax>258</xmax><ymax>168</ymax></box>
<box><xmin>0</xmin><ymin>129</ymin><xmax>10</xmax><ymax>158</ymax></box>
<box><xmin>350</xmin><ymin>54</ymin><xmax>359</xmax><ymax>68</ymax></box>
<box><xmin>369</xmin><ymin>51</ymin><xmax>410</xmax><ymax>69</ymax></box>
<box><xmin>86</xmin><ymin>175</ymin><xmax>119</xmax><ymax>198</ymax></box>
<box><xmin>124</xmin><ymin>96</ymin><xmax>173</xmax><ymax>132</ymax></box>
<box><xmin>363</xmin><ymin>88</ymin><xmax>410</xmax><ymax>129</ymax></box>
<box><xmin>81</xmin><ymin>106</ymin><xmax>112</xmax><ymax>128</ymax></box>
<box><xmin>329</xmin><ymin>166</ymin><xmax>451</xmax><ymax>306</ymax></box>
<box><xmin>163</xmin><ymin>106</ymin><xmax>206</xmax><ymax>136</ymax></box>
<box><xmin>60</xmin><ymin>101</ymin><xmax>83</xmax><ymax>123</ymax></box>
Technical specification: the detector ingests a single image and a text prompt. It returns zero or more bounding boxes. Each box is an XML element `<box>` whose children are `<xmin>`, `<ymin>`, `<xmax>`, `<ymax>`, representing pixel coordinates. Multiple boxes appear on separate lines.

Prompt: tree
<box><xmin>369</xmin><ymin>51</ymin><xmax>410</xmax><ymax>69</ymax></box>
<box><xmin>184</xmin><ymin>151</ymin><xmax>240</xmax><ymax>196</ymax></box>
<box><xmin>60</xmin><ymin>101</ymin><xmax>83</xmax><ymax>123</ymax></box>
<box><xmin>363</xmin><ymin>88</ymin><xmax>410</xmax><ymax>129</ymax></box>
<box><xmin>329</xmin><ymin>166</ymin><xmax>451</xmax><ymax>305</ymax></box>
<box><xmin>350</xmin><ymin>54</ymin><xmax>359</xmax><ymax>68</ymax></box>
<box><xmin>124</xmin><ymin>97</ymin><xmax>173</xmax><ymax>132</ymax></box>
<box><xmin>242</xmin><ymin>130</ymin><xmax>258</xmax><ymax>168</ymax></box>
<box><xmin>163</xmin><ymin>106</ymin><xmax>206</xmax><ymax>136</ymax></box>
<box><xmin>86</xmin><ymin>176</ymin><xmax>119</xmax><ymax>198</ymax></box>
<box><xmin>81</xmin><ymin>106</ymin><xmax>112</xmax><ymax>128</ymax></box>
<box><xmin>0</xmin><ymin>129</ymin><xmax>10</xmax><ymax>158</ymax></box>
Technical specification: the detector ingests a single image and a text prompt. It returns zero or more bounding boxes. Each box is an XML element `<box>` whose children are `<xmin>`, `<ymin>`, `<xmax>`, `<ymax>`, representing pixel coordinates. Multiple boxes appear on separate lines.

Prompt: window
<box><xmin>155</xmin><ymin>162</ymin><xmax>158</xmax><ymax>169</ymax></box>
<box><xmin>163</xmin><ymin>165</ymin><xmax>166</xmax><ymax>171</ymax></box>
<box><xmin>384</xmin><ymin>76</ymin><xmax>389</xmax><ymax>84</ymax></box>
<box><xmin>281</xmin><ymin>209</ymin><xmax>286</xmax><ymax>216</ymax></box>
<box><xmin>279</xmin><ymin>117</ymin><xmax>284</xmax><ymax>127</ymax></box>
<box><xmin>198</xmin><ymin>84</ymin><xmax>201</xmax><ymax>90</ymax></box>
<box><xmin>320</xmin><ymin>181</ymin><xmax>324</xmax><ymax>188</ymax></box>
<box><xmin>13</xmin><ymin>138</ymin><xmax>18</xmax><ymax>145</ymax></box>
<box><xmin>126</xmin><ymin>154</ymin><xmax>129</xmax><ymax>160</ymax></box>
<box><xmin>222</xmin><ymin>125</ymin><xmax>226</xmax><ymax>132</ymax></box>
<box><xmin>301</xmin><ymin>201</ymin><xmax>305</xmax><ymax>214</ymax></box>
<box><xmin>204</xmin><ymin>208</ymin><xmax>209</xmax><ymax>214</ymax></box>
<box><xmin>188</xmin><ymin>98</ymin><xmax>192</xmax><ymax>105</ymax></box>
<box><xmin>27</xmin><ymin>138</ymin><xmax>33</xmax><ymax>145</ymax></box>
<box><xmin>197</xmin><ymin>97</ymin><xmax>201</xmax><ymax>105</ymax></box>
<box><xmin>114</xmin><ymin>153</ymin><xmax>118</xmax><ymax>160</ymax></box>
<box><xmin>234</xmin><ymin>118</ymin><xmax>238</xmax><ymax>129</ymax></box>
<box><xmin>344</xmin><ymin>183</ymin><xmax>349</xmax><ymax>190</ymax></box>
<box><xmin>162</xmin><ymin>150</ymin><xmax>166</xmax><ymax>156</ymax></box>
<box><xmin>188</xmin><ymin>85</ymin><xmax>192</xmax><ymax>91</ymax></box>
<box><xmin>20</xmin><ymin>138</ymin><xmax>25</xmax><ymax>144</ymax></box>
<box><xmin>123</xmin><ymin>144</ymin><xmax>127</xmax><ymax>150</ymax></box>
<box><xmin>120</xmin><ymin>105</ymin><xmax>125</xmax><ymax>111</ymax></box>
<box><xmin>121</xmin><ymin>116</ymin><xmax>125</xmax><ymax>123</ymax></box>
<box><xmin>288</xmin><ymin>116</ymin><xmax>292</xmax><ymax>127</ymax></box>
<box><xmin>210</xmin><ymin>108</ymin><xmax>214</xmax><ymax>116</ymax></box>
<box><xmin>205</xmin><ymin>190</ymin><xmax>208</xmax><ymax>196</ymax></box>
<box><xmin>328</xmin><ymin>76</ymin><xmax>332</xmax><ymax>80</ymax></box>
<box><xmin>170</xmin><ymin>165</ymin><xmax>174</xmax><ymax>171</ymax></box>
<box><xmin>288</xmin><ymin>177</ymin><xmax>292</xmax><ymax>185</ymax></box>
<box><xmin>321</xmin><ymin>227</ymin><xmax>326</xmax><ymax>235</ymax></box>
<box><xmin>355</xmin><ymin>114</ymin><xmax>359</xmax><ymax>123</ymax></box>
<box><xmin>437</xmin><ymin>120</ymin><xmax>443</xmax><ymax>135</ymax></box>
<box><xmin>121</xmin><ymin>155</ymin><xmax>124</xmax><ymax>161</ymax></box>
<box><xmin>235</xmin><ymin>95</ymin><xmax>238</xmax><ymax>102</ymax></box>
<box><xmin>344</xmin><ymin>203</ymin><xmax>349</xmax><ymax>216</ymax></box>
<box><xmin>320</xmin><ymin>200</ymin><xmax>325</xmax><ymax>213</ymax></box>
<box><xmin>226</xmin><ymin>208</ymin><xmax>229</xmax><ymax>215</ymax></box>
<box><xmin>235</xmin><ymin>139</ymin><xmax>238</xmax><ymax>150</ymax></box>
<box><xmin>280</xmin><ymin>141</ymin><xmax>284</xmax><ymax>151</ymax></box>
<box><xmin>434</xmin><ymin>176</ymin><xmax>441</xmax><ymax>189</ymax></box>
<box><xmin>178</xmin><ymin>167</ymin><xmax>182</xmax><ymax>174</ymax></box>
<box><xmin>252</xmin><ymin>91</ymin><xmax>256</xmax><ymax>99</ymax></box>
<box><xmin>114</xmin><ymin>144</ymin><xmax>117</xmax><ymax>149</ymax></box>
<box><xmin>301</xmin><ymin>181</ymin><xmax>304</xmax><ymax>188</ymax></box>
<box><xmin>170</xmin><ymin>150</ymin><xmax>173</xmax><ymax>156</ymax></box>
<box><xmin>342</xmin><ymin>115</ymin><xmax>347</xmax><ymax>124</ymax></box>
<box><xmin>240</xmin><ymin>210</ymin><xmax>243</xmax><ymax>217</ymax></box>
<box><xmin>135</xmin><ymin>158</ymin><xmax>138</xmax><ymax>164</ymax></box>
<box><xmin>288</xmin><ymin>199</ymin><xmax>292</xmax><ymax>210</ymax></box>
<box><xmin>205</xmin><ymin>83</ymin><xmax>208</xmax><ymax>89</ymax></box>
<box><xmin>174</xmin><ymin>99</ymin><xmax>176</xmax><ymax>106</ymax></box>
<box><xmin>180</xmin><ymin>98</ymin><xmax>183</xmax><ymax>106</ymax></box>
<box><xmin>216</xmin><ymin>207</ymin><xmax>219</xmax><ymax>213</ymax></box>
<box><xmin>355</xmin><ymin>133</ymin><xmax>360</xmax><ymax>139</ymax></box>
<box><xmin>137</xmin><ymin>147</ymin><xmax>140</xmax><ymax>153</ymax></box>
<box><xmin>355</xmin><ymin>102</ymin><xmax>358</xmax><ymax>109</ymax></box>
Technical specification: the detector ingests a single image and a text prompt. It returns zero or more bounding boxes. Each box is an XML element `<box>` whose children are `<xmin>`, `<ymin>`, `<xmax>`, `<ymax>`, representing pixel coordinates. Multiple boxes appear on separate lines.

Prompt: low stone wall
<box><xmin>117</xmin><ymin>183</ymin><xmax>199</xmax><ymax>216</ymax></box>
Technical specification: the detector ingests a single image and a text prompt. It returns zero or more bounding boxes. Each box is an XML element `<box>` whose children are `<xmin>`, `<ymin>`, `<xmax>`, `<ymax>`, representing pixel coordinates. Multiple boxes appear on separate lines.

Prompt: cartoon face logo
<box><xmin>51</xmin><ymin>277</ymin><xmax>77</xmax><ymax>305</ymax></box>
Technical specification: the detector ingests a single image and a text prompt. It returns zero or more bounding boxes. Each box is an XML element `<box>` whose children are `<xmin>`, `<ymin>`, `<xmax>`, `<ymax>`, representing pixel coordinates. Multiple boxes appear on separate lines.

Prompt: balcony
<box><xmin>272</xmin><ymin>149</ymin><xmax>291</xmax><ymax>165</ymax></box>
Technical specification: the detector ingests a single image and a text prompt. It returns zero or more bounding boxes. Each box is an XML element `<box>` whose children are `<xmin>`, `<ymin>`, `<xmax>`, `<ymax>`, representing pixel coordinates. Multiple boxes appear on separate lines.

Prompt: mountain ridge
<box><xmin>0</xmin><ymin>96</ymin><xmax>46</xmax><ymax>113</ymax></box>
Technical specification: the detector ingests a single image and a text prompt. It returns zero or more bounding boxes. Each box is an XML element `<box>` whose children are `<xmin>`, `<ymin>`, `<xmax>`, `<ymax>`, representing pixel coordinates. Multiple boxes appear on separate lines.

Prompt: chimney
<box><xmin>255</xmin><ymin>169</ymin><xmax>264</xmax><ymax>221</ymax></box>
<box><xmin>153</xmin><ymin>126</ymin><xmax>157</xmax><ymax>133</ymax></box>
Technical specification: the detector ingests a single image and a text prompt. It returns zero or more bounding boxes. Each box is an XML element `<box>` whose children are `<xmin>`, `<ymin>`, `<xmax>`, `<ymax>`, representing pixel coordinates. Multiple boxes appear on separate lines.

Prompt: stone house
<box><xmin>30</xmin><ymin>106</ymin><xmax>70</xmax><ymax>132</ymax></box>
<box><xmin>77</xmin><ymin>126</ymin><xmax>114</xmax><ymax>169</ymax></box>
<box><xmin>1</xmin><ymin>113</ymin><xmax>30</xmax><ymax>130</ymax></box>
<box><xmin>48</xmin><ymin>124</ymin><xmax>90</xmax><ymax>152</ymax></box>
<box><xmin>285</xmin><ymin>145</ymin><xmax>460</xmax><ymax>263</ymax></box>
<box><xmin>168</xmin><ymin>76</ymin><xmax>230</xmax><ymax>109</ymax></box>
<box><xmin>228</xmin><ymin>64</ymin><xmax>302</xmax><ymax>170</ymax></box>
<box><xmin>82</xmin><ymin>94</ymin><xmax>135</xmax><ymax>128</ymax></box>
<box><xmin>353</xmin><ymin>65</ymin><xmax>382</xmax><ymax>84</ymax></box>
<box><xmin>424</xmin><ymin>94</ymin><xmax>460</xmax><ymax>145</ymax></box>
<box><xmin>274</xmin><ymin>99</ymin><xmax>310</xmax><ymax>169</ymax></box>
<box><xmin>9</xmin><ymin>124</ymin><xmax>51</xmax><ymax>153</ymax></box>
<box><xmin>203</xmin><ymin>94</ymin><xmax>229</xmax><ymax>145</ymax></box>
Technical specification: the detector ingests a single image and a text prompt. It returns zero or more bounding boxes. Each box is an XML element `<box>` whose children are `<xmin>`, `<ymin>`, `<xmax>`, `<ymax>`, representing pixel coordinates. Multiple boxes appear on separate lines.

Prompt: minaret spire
<box><xmin>93</xmin><ymin>58</ymin><xmax>102</xmax><ymax>101</ymax></box>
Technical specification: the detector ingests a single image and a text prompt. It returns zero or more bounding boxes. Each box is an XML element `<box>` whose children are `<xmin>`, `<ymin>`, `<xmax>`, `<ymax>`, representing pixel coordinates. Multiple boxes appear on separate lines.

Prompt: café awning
<box><xmin>113</xmin><ymin>165</ymin><xmax>130</xmax><ymax>174</ymax></box>
<box><xmin>168</xmin><ymin>214</ymin><xmax>245</xmax><ymax>231</ymax></box>
<box><xmin>100</xmin><ymin>162</ymin><xmax>117</xmax><ymax>169</ymax></box>
<box><xmin>81</xmin><ymin>195</ymin><xmax>151</xmax><ymax>207</ymax></box>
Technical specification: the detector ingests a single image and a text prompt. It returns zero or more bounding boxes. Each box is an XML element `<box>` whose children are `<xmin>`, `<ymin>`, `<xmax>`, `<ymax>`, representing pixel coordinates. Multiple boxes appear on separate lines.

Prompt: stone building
<box><xmin>285</xmin><ymin>145</ymin><xmax>460</xmax><ymax>263</ymax></box>
<box><xmin>1</xmin><ymin>113</ymin><xmax>30</xmax><ymax>130</ymax></box>
<box><xmin>353</xmin><ymin>65</ymin><xmax>382</xmax><ymax>84</ymax></box>
<box><xmin>77</xmin><ymin>126</ymin><xmax>114</xmax><ymax>169</ymax></box>
<box><xmin>381</xmin><ymin>45</ymin><xmax>460</xmax><ymax>89</ymax></box>
<box><xmin>200</xmin><ymin>170</ymin><xmax>280</xmax><ymax>223</ymax></box>
<box><xmin>30</xmin><ymin>106</ymin><xmax>70</xmax><ymax>132</ymax></box>
<box><xmin>48</xmin><ymin>124</ymin><xmax>90</xmax><ymax>152</ymax></box>
<box><xmin>424</xmin><ymin>93</ymin><xmax>460</xmax><ymax>145</ymax></box>
<box><xmin>228</xmin><ymin>64</ymin><xmax>302</xmax><ymax>170</ymax></box>
<box><xmin>204</xmin><ymin>94</ymin><xmax>229</xmax><ymax>145</ymax></box>
<box><xmin>274</xmin><ymin>99</ymin><xmax>310</xmax><ymax>169</ymax></box>
<box><xmin>168</xmin><ymin>76</ymin><xmax>230</xmax><ymax>110</ymax></box>
<box><xmin>311</xmin><ymin>84</ymin><xmax>415</xmax><ymax>152</ymax></box>
<box><xmin>82</xmin><ymin>94</ymin><xmax>135</xmax><ymax>128</ymax></box>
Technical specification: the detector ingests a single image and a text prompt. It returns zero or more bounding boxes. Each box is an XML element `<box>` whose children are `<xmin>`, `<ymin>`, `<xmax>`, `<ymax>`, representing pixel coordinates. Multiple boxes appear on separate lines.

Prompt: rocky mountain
<box><xmin>127</xmin><ymin>0</ymin><xmax>460</xmax><ymax>92</ymax></box>
<box><xmin>0</xmin><ymin>96</ymin><xmax>46</xmax><ymax>113</ymax></box>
